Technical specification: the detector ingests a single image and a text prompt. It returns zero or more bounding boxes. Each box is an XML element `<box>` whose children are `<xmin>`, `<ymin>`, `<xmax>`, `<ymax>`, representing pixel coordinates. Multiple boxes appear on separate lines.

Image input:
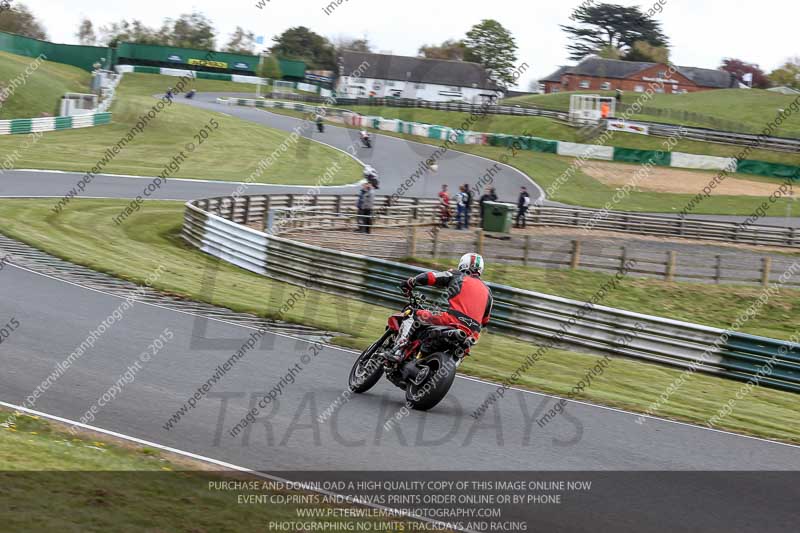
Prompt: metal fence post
<box><xmin>714</xmin><ymin>255</ymin><xmax>722</xmax><ymax>284</ymax></box>
<box><xmin>432</xmin><ymin>226</ymin><xmax>440</xmax><ymax>259</ymax></box>
<box><xmin>262</xmin><ymin>196</ymin><xmax>271</xmax><ymax>231</ymax></box>
<box><xmin>243</xmin><ymin>196</ymin><xmax>251</xmax><ymax>225</ymax></box>
<box><xmin>476</xmin><ymin>229</ymin><xmax>485</xmax><ymax>256</ymax></box>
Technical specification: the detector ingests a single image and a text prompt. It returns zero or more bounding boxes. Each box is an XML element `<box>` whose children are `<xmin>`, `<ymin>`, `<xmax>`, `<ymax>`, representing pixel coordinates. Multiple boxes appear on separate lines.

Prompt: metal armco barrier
<box><xmin>183</xmin><ymin>195</ymin><xmax>800</xmax><ymax>394</ymax></box>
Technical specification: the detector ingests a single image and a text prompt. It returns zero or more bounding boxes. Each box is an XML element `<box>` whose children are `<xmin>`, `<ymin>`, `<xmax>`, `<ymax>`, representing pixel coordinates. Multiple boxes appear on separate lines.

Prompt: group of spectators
<box><xmin>355</xmin><ymin>180</ymin><xmax>535</xmax><ymax>235</ymax></box>
<box><xmin>438</xmin><ymin>184</ymin><xmax>532</xmax><ymax>229</ymax></box>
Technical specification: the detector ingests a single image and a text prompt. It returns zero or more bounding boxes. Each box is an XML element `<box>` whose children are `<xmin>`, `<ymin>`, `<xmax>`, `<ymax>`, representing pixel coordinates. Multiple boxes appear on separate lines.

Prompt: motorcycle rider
<box><xmin>387</xmin><ymin>253</ymin><xmax>493</xmax><ymax>362</ymax></box>
<box><xmin>360</xmin><ymin>129</ymin><xmax>371</xmax><ymax>147</ymax></box>
<box><xmin>316</xmin><ymin>114</ymin><xmax>324</xmax><ymax>132</ymax></box>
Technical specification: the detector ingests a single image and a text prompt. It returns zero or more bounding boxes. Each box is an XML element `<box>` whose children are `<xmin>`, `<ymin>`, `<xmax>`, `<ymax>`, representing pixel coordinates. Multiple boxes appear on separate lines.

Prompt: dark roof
<box><xmin>540</xmin><ymin>66</ymin><xmax>571</xmax><ymax>83</ymax></box>
<box><xmin>676</xmin><ymin>66</ymin><xmax>737</xmax><ymax>89</ymax></box>
<box><xmin>539</xmin><ymin>57</ymin><xmax>737</xmax><ymax>89</ymax></box>
<box><xmin>568</xmin><ymin>57</ymin><xmax>653</xmax><ymax>79</ymax></box>
<box><xmin>339</xmin><ymin>51</ymin><xmax>499</xmax><ymax>90</ymax></box>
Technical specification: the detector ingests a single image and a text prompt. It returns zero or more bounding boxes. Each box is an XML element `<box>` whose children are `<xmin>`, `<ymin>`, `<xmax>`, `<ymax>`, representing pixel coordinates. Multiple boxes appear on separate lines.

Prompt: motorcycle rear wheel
<box><xmin>405</xmin><ymin>353</ymin><xmax>457</xmax><ymax>411</ymax></box>
<box><xmin>348</xmin><ymin>330</ymin><xmax>392</xmax><ymax>393</ymax></box>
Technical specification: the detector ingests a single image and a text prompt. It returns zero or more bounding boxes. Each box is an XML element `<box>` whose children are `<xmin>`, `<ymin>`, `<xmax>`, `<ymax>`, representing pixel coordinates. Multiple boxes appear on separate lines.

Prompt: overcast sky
<box><xmin>19</xmin><ymin>0</ymin><xmax>798</xmax><ymax>89</ymax></box>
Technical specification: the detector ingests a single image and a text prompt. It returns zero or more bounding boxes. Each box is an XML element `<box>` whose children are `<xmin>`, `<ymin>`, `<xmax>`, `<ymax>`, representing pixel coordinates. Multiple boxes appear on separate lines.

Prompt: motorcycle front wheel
<box><xmin>348</xmin><ymin>329</ymin><xmax>392</xmax><ymax>393</ymax></box>
<box><xmin>405</xmin><ymin>353</ymin><xmax>458</xmax><ymax>411</ymax></box>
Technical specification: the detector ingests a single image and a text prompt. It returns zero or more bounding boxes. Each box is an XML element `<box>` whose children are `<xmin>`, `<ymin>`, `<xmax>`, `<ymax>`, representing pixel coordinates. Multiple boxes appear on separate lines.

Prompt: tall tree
<box><xmin>418</xmin><ymin>39</ymin><xmax>466</xmax><ymax>61</ymax></box>
<box><xmin>463</xmin><ymin>19</ymin><xmax>518</xmax><ymax>86</ymax></box>
<box><xmin>331</xmin><ymin>35</ymin><xmax>373</xmax><ymax>55</ymax></box>
<box><xmin>561</xmin><ymin>3</ymin><xmax>669</xmax><ymax>61</ymax></box>
<box><xmin>720</xmin><ymin>58</ymin><xmax>769</xmax><ymax>89</ymax></box>
<box><xmin>0</xmin><ymin>2</ymin><xmax>47</xmax><ymax>40</ymax></box>
<box><xmin>100</xmin><ymin>19</ymin><xmax>162</xmax><ymax>47</ymax></box>
<box><xmin>625</xmin><ymin>40</ymin><xmax>670</xmax><ymax>63</ymax></box>
<box><xmin>269</xmin><ymin>26</ymin><xmax>335</xmax><ymax>69</ymax></box>
<box><xmin>596</xmin><ymin>44</ymin><xmax>622</xmax><ymax>60</ymax></box>
<box><xmin>769</xmin><ymin>57</ymin><xmax>800</xmax><ymax>90</ymax></box>
<box><xmin>224</xmin><ymin>26</ymin><xmax>256</xmax><ymax>54</ymax></box>
<box><xmin>76</xmin><ymin>18</ymin><xmax>96</xmax><ymax>46</ymax></box>
<box><xmin>163</xmin><ymin>12</ymin><xmax>216</xmax><ymax>49</ymax></box>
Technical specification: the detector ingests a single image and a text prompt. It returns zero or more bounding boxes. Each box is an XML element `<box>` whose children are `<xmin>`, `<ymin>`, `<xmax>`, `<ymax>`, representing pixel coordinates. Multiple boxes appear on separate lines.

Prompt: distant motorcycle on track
<box><xmin>360</xmin><ymin>130</ymin><xmax>372</xmax><ymax>148</ymax></box>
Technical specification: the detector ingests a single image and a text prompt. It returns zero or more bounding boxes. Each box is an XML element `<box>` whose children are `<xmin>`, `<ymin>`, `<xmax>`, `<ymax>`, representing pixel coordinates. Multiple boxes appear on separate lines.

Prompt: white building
<box><xmin>336</xmin><ymin>51</ymin><xmax>502</xmax><ymax>103</ymax></box>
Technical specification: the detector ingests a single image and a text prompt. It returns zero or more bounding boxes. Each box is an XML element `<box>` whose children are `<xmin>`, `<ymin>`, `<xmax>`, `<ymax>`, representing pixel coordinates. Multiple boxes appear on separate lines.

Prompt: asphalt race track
<box><xmin>2</xmin><ymin>261</ymin><xmax>800</xmax><ymax>531</ymax></box>
<box><xmin>1</xmin><ymin>92</ymin><xmax>799</xmax><ymax>531</ymax></box>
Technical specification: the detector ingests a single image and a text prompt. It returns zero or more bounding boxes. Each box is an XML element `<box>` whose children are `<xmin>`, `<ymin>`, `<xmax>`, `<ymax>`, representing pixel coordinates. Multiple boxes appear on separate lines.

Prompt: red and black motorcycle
<box><xmin>348</xmin><ymin>293</ymin><xmax>473</xmax><ymax>411</ymax></box>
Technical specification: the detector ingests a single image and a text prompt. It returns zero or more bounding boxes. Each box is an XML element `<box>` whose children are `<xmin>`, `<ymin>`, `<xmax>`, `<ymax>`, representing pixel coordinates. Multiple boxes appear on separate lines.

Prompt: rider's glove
<box><xmin>399</xmin><ymin>278</ymin><xmax>413</xmax><ymax>295</ymax></box>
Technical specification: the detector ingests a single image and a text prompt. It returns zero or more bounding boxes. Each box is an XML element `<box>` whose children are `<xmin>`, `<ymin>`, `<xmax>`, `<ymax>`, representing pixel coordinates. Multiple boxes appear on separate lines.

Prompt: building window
<box><xmin>658</xmin><ymin>71</ymin><xmax>667</xmax><ymax>78</ymax></box>
<box><xmin>655</xmin><ymin>86</ymin><xmax>665</xmax><ymax>93</ymax></box>
<box><xmin>385</xmin><ymin>80</ymin><xmax>395</xmax><ymax>87</ymax></box>
<box><xmin>634</xmin><ymin>85</ymin><xmax>645</xmax><ymax>93</ymax></box>
<box><xmin>579</xmin><ymin>80</ymin><xmax>590</xmax><ymax>89</ymax></box>
<box><xmin>447</xmin><ymin>86</ymin><xmax>462</xmax><ymax>93</ymax></box>
<box><xmin>601</xmin><ymin>82</ymin><xmax>611</xmax><ymax>90</ymax></box>
<box><xmin>551</xmin><ymin>86</ymin><xmax>560</xmax><ymax>93</ymax></box>
<box><xmin>414</xmin><ymin>83</ymin><xmax>425</xmax><ymax>89</ymax></box>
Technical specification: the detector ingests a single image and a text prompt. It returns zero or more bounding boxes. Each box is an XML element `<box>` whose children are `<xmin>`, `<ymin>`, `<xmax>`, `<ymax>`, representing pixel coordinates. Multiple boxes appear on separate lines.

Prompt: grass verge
<box><xmin>264</xmin><ymin>107</ymin><xmax>796</xmax><ymax>215</ymax></box>
<box><xmin>0</xmin><ymin>72</ymin><xmax>360</xmax><ymax>185</ymax></box>
<box><xmin>0</xmin><ymin>408</ymin><xmax>438</xmax><ymax>532</ymax></box>
<box><xmin>0</xmin><ymin>51</ymin><xmax>91</xmax><ymax>119</ymax></box>
<box><xmin>0</xmin><ymin>198</ymin><xmax>798</xmax><ymax>444</ymax></box>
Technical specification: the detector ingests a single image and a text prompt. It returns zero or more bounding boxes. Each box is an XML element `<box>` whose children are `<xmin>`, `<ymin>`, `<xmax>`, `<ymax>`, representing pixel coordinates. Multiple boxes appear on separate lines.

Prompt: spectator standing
<box><xmin>515</xmin><ymin>186</ymin><xmax>531</xmax><ymax>228</ymax></box>
<box><xmin>455</xmin><ymin>185</ymin><xmax>468</xmax><ymax>230</ymax></box>
<box><xmin>478</xmin><ymin>186</ymin><xmax>498</xmax><ymax>226</ymax></box>
<box><xmin>463</xmin><ymin>183</ymin><xmax>473</xmax><ymax>229</ymax></box>
<box><xmin>438</xmin><ymin>184</ymin><xmax>451</xmax><ymax>227</ymax></box>
<box><xmin>356</xmin><ymin>182</ymin><xmax>374</xmax><ymax>233</ymax></box>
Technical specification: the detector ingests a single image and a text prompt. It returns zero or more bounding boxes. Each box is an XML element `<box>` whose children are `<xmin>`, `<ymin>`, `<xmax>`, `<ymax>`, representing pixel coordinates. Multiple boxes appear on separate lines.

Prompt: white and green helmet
<box><xmin>458</xmin><ymin>253</ymin><xmax>485</xmax><ymax>276</ymax></box>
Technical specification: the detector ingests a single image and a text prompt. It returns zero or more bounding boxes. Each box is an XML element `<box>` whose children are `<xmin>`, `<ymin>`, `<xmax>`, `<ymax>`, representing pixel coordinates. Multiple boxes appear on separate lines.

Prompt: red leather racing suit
<box><xmin>405</xmin><ymin>269</ymin><xmax>493</xmax><ymax>338</ymax></box>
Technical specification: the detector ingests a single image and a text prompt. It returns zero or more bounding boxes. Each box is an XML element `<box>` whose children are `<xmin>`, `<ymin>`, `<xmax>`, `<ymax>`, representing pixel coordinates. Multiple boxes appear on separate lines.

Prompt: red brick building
<box><xmin>540</xmin><ymin>57</ymin><xmax>738</xmax><ymax>94</ymax></box>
